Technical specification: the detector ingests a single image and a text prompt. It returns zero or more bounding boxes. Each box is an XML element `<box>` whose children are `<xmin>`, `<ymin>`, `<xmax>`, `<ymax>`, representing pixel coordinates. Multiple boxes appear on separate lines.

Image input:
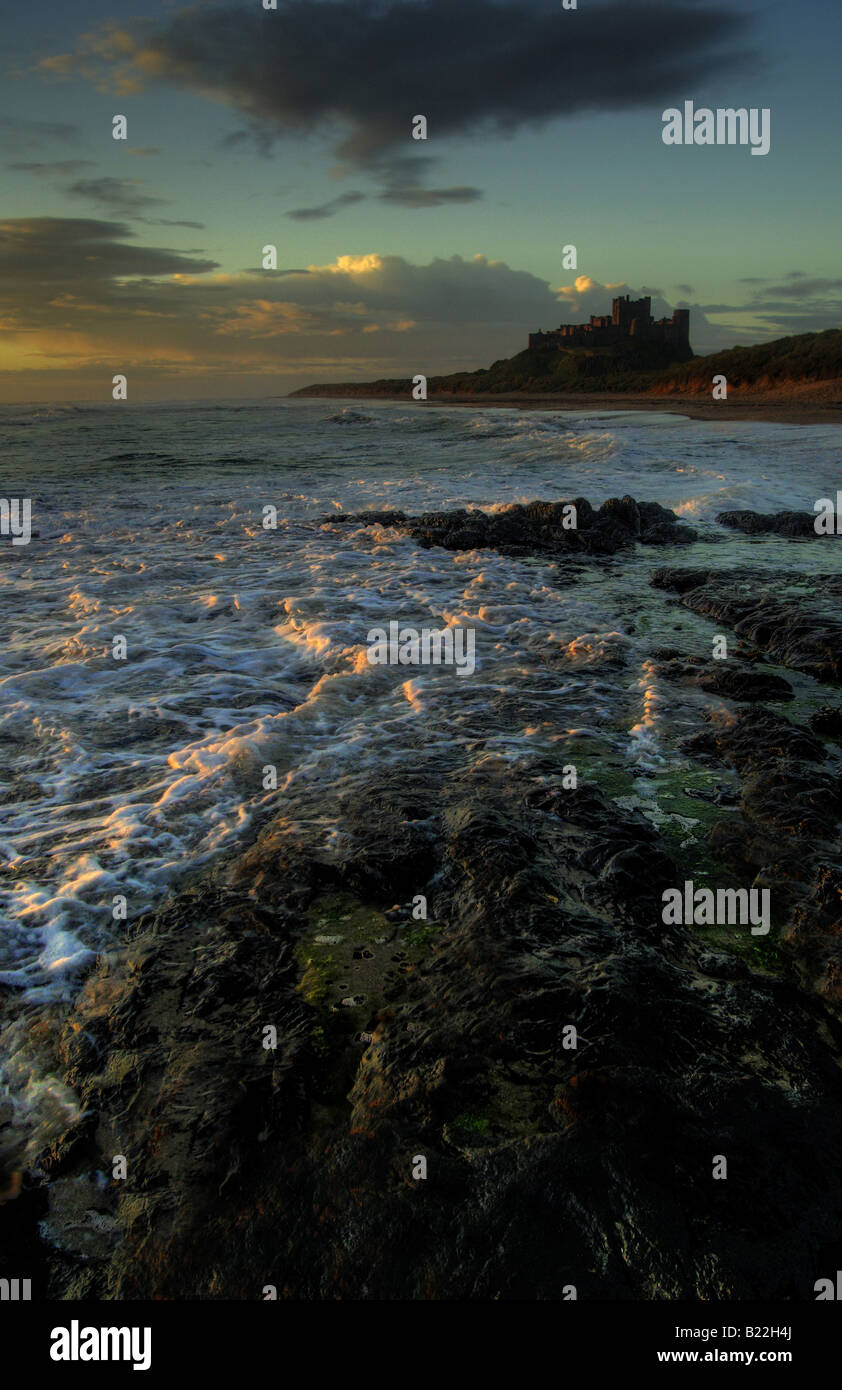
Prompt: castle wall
<box><xmin>530</xmin><ymin>297</ymin><xmax>690</xmax><ymax>354</ymax></box>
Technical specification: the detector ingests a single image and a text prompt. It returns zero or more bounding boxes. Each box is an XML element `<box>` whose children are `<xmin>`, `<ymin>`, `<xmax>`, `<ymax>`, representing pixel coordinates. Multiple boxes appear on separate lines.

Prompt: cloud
<box><xmin>63</xmin><ymin>176</ymin><xmax>169</xmax><ymax>216</ymax></box>
<box><xmin>6</xmin><ymin>160</ymin><xmax>96</xmax><ymax>176</ymax></box>
<box><xmin>0</xmin><ymin>223</ymin><xmax>572</xmax><ymax>386</ymax></box>
<box><xmin>757</xmin><ymin>278</ymin><xmax>842</xmax><ymax>300</ymax></box>
<box><xmin>674</xmin><ymin>284</ymin><xmax>695</xmax><ymax>296</ymax></box>
<box><xmin>126</xmin><ymin>147</ymin><xmax>162</xmax><ymax>157</ymax></box>
<box><xmin>0</xmin><ymin>114</ymin><xmax>81</xmax><ymax>147</ymax></box>
<box><xmin>752</xmin><ymin>310</ymin><xmax>842</xmax><ymax>333</ymax></box>
<box><xmin>379</xmin><ymin>183</ymin><xmax>482</xmax><ymax>207</ymax></box>
<box><xmin>59</xmin><ymin>178</ymin><xmax>204</xmax><ymax>228</ymax></box>
<box><xmin>739</xmin><ymin>279</ymin><xmax>842</xmax><ymax>335</ymax></box>
<box><xmin>4</xmin><ymin>220</ymin><xmax>829</xmax><ymax>400</ymax></box>
<box><xmin>0</xmin><ymin>218</ymin><xmax>217</xmax><ymax>290</ymax></box>
<box><xmin>139</xmin><ymin>218</ymin><xmax>207</xmax><ymax>229</ymax></box>
<box><xmin>321</xmin><ymin>254</ymin><xmax>384</xmax><ymax>276</ymax></box>
<box><xmin>287</xmin><ymin>191</ymin><xmax>366</xmax><ymax>221</ymax></box>
<box><xmin>702</xmin><ymin>279</ymin><xmax>842</xmax><ymax>336</ymax></box>
<box><xmin>40</xmin><ymin>0</ymin><xmax>756</xmax><ymax>199</ymax></box>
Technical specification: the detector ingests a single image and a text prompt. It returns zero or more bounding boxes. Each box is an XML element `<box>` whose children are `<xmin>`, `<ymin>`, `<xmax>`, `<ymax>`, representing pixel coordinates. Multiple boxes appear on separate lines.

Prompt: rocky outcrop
<box><xmin>716</xmin><ymin>509</ymin><xmax>820</xmax><ymax>538</ymax></box>
<box><xmin>652</xmin><ymin>568</ymin><xmax>842</xmax><ymax>1007</ymax></box>
<box><xmin>651</xmin><ymin>568</ymin><xmax>842</xmax><ymax>685</ymax></box>
<box><xmin>650</xmin><ymin>652</ymin><xmax>793</xmax><ymax>702</ymax></box>
<box><xmin>810</xmin><ymin>705</ymin><xmax>842</xmax><ymax>739</ymax></box>
<box><xmin>333</xmin><ymin>496</ymin><xmax>696</xmax><ymax>558</ymax></box>
<box><xmin>10</xmin><ymin>757</ymin><xmax>842</xmax><ymax>1300</ymax></box>
<box><xmin>681</xmin><ymin>705</ymin><xmax>841</xmax><ymax>902</ymax></box>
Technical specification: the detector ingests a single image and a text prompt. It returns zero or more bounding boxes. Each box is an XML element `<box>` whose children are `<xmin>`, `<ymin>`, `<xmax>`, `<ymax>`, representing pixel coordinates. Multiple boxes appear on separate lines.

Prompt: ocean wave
<box><xmin>327</xmin><ymin>410</ymin><xmax>376</xmax><ymax>425</ymax></box>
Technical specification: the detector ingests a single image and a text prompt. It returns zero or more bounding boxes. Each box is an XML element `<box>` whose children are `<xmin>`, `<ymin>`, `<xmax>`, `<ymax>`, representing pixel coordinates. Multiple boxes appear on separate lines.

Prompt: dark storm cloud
<box><xmin>138</xmin><ymin>0</ymin><xmax>753</xmax><ymax>159</ymax></box>
<box><xmin>354</xmin><ymin>152</ymin><xmax>482</xmax><ymax>205</ymax></box>
<box><xmin>0</xmin><ymin>218</ymin><xmax>217</xmax><ymax>293</ymax></box>
<box><xmin>46</xmin><ymin>0</ymin><xmax>756</xmax><ymax>198</ymax></box>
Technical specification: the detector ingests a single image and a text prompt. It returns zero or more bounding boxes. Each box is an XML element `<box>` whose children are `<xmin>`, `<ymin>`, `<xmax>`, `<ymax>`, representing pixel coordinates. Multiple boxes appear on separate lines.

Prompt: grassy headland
<box><xmin>290</xmin><ymin>329</ymin><xmax>842</xmax><ymax>422</ymax></box>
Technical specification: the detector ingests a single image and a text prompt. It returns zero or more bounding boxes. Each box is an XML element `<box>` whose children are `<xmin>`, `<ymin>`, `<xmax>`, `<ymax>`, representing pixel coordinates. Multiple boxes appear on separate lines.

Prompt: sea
<box><xmin>1</xmin><ymin>397</ymin><xmax>841</xmax><ymax>1160</ymax></box>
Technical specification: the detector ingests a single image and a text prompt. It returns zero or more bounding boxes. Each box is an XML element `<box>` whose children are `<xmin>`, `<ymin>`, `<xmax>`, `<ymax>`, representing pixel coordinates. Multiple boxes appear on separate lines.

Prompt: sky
<box><xmin>0</xmin><ymin>0</ymin><xmax>840</xmax><ymax>402</ymax></box>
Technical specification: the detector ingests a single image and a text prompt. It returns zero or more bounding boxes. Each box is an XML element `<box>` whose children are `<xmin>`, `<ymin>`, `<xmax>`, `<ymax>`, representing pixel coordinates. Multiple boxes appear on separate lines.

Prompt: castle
<box><xmin>529</xmin><ymin>295</ymin><xmax>691</xmax><ymax>355</ymax></box>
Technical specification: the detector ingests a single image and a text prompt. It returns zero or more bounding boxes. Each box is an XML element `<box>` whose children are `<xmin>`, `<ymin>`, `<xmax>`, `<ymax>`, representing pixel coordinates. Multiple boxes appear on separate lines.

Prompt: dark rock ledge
<box><xmin>5</xmin><ymin>758</ymin><xmax>842</xmax><ymax>1300</ymax></box>
<box><xmin>716</xmin><ymin>507</ymin><xmax>842</xmax><ymax>540</ymax></box>
<box><xmin>651</xmin><ymin>568</ymin><xmax>842</xmax><ymax>686</ymax></box>
<box><xmin>716</xmin><ymin>509</ymin><xmax>823</xmax><ymax>538</ymax></box>
<box><xmin>651</xmin><ymin>567</ymin><xmax>842</xmax><ymax>1005</ymax></box>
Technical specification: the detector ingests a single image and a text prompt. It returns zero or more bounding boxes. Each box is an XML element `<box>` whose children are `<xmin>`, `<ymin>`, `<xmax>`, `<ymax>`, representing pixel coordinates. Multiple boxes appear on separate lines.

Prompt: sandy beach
<box><xmin>291</xmin><ymin>381</ymin><xmax>842</xmax><ymax>426</ymax></box>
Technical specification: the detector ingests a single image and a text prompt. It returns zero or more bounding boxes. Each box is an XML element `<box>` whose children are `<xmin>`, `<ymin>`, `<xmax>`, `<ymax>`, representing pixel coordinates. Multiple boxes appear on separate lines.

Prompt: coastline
<box><xmin>289</xmin><ymin>387</ymin><xmax>842</xmax><ymax>426</ymax></box>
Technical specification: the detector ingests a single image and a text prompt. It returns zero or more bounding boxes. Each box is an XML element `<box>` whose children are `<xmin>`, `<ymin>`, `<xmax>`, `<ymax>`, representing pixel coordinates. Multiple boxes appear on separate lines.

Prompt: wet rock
<box><xmin>333</xmin><ymin>495</ymin><xmax>696</xmax><ymax>559</ymax></box>
<box><xmin>12</xmin><ymin>757</ymin><xmax>842</xmax><ymax>1301</ymax></box>
<box><xmin>681</xmin><ymin>705</ymin><xmax>842</xmax><ymax>1000</ymax></box>
<box><xmin>653</xmin><ymin>655</ymin><xmax>793</xmax><ymax>702</ymax></box>
<box><xmin>38</xmin><ymin>1173</ymin><xmax>119</xmax><ymax>1260</ymax></box>
<box><xmin>786</xmin><ymin>866</ymin><xmax>842</xmax><ymax>1004</ymax></box>
<box><xmin>682</xmin><ymin>784</ymin><xmax>739</xmax><ymax>807</ymax></box>
<box><xmin>810</xmin><ymin>705</ymin><xmax>842</xmax><ymax>739</ymax></box>
<box><xmin>696</xmin><ymin>951</ymin><xmax>749</xmax><ymax>981</ymax></box>
<box><xmin>716</xmin><ymin>509</ymin><xmax>819</xmax><ymax>538</ymax></box>
<box><xmin>651</xmin><ymin>568</ymin><xmax>842</xmax><ymax>685</ymax></box>
<box><xmin>650</xmin><ymin>566</ymin><xmax>715</xmax><ymax>594</ymax></box>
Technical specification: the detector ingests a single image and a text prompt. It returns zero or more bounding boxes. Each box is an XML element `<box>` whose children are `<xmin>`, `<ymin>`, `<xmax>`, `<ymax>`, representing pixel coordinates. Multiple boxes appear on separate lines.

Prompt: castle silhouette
<box><xmin>529</xmin><ymin>295</ymin><xmax>691</xmax><ymax>356</ymax></box>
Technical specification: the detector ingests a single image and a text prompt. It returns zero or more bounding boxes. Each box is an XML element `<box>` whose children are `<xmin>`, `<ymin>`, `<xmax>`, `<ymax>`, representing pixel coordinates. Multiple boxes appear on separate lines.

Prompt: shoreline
<box><xmin>289</xmin><ymin>390</ymin><xmax>842</xmax><ymax>426</ymax></box>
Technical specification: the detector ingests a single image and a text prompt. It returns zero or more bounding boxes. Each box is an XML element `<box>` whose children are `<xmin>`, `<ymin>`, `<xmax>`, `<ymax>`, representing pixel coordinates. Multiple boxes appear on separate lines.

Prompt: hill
<box><xmin>291</xmin><ymin>329</ymin><xmax>842</xmax><ymax>399</ymax></box>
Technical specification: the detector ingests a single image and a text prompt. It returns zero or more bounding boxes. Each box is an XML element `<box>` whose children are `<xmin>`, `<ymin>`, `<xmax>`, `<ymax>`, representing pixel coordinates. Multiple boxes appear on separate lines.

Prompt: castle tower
<box><xmin>672</xmin><ymin>308</ymin><xmax>690</xmax><ymax>347</ymax></box>
<box><xmin>530</xmin><ymin>295</ymin><xmax>690</xmax><ymax>356</ymax></box>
